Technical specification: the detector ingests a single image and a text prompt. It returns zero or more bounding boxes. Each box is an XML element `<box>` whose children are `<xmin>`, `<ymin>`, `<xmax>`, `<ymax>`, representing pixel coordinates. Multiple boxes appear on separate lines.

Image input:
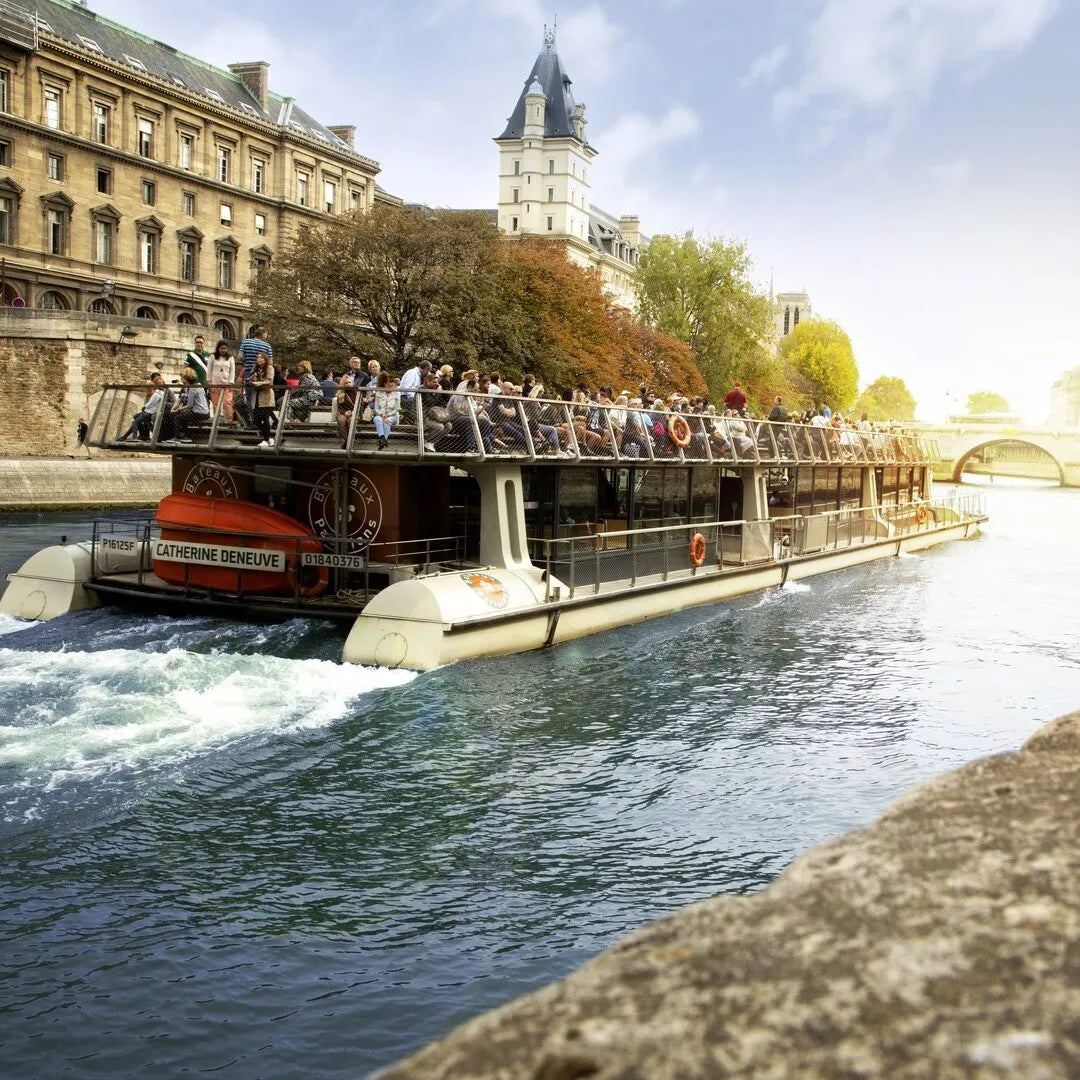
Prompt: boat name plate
<box><xmin>152</xmin><ymin>540</ymin><xmax>286</xmax><ymax>572</ymax></box>
<box><xmin>301</xmin><ymin>553</ymin><xmax>366</xmax><ymax>570</ymax></box>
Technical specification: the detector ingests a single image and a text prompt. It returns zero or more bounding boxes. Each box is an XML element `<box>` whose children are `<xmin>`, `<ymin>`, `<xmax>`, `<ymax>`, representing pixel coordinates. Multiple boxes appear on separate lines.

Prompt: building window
<box><xmin>0</xmin><ymin>139</ymin><xmax>9</xmax><ymax>167</ymax></box>
<box><xmin>547</xmin><ymin>186</ymin><xmax>554</xmax><ymax>202</ymax></box>
<box><xmin>94</xmin><ymin>219</ymin><xmax>113</xmax><ymax>264</ymax></box>
<box><xmin>47</xmin><ymin>208</ymin><xmax>66</xmax><ymax>254</ymax></box>
<box><xmin>219</xmin><ymin>202</ymin><xmax>231</xmax><ymax>226</ymax></box>
<box><xmin>141</xmin><ymin>179</ymin><xmax>155</xmax><ymax>205</ymax></box>
<box><xmin>181</xmin><ymin>239</ymin><xmax>197</xmax><ymax>283</ymax></box>
<box><xmin>323</xmin><ymin>180</ymin><xmax>336</xmax><ymax>213</ymax></box>
<box><xmin>179</xmin><ymin>133</ymin><xmax>193</xmax><ymax>170</ymax></box>
<box><xmin>96</xmin><ymin>167</ymin><xmax>111</xmax><ymax>194</ymax></box>
<box><xmin>47</xmin><ymin>153</ymin><xmax>63</xmax><ymax>181</ymax></box>
<box><xmin>217</xmin><ymin>247</ymin><xmax>233</xmax><ymax>289</ymax></box>
<box><xmin>182</xmin><ymin>192</ymin><xmax>195</xmax><ymax>216</ymax></box>
<box><xmin>252</xmin><ymin>157</ymin><xmax>265</xmax><ymax>194</ymax></box>
<box><xmin>44</xmin><ymin>87</ymin><xmax>61</xmax><ymax>129</ymax></box>
<box><xmin>0</xmin><ymin>197</ymin><xmax>12</xmax><ymax>245</ymax></box>
<box><xmin>254</xmin><ymin>212</ymin><xmax>266</xmax><ymax>236</ymax></box>
<box><xmin>217</xmin><ymin>145</ymin><xmax>230</xmax><ymax>183</ymax></box>
<box><xmin>296</xmin><ymin>171</ymin><xmax>309</xmax><ymax>206</ymax></box>
<box><xmin>548</xmin><ymin>159</ymin><xmax>554</xmax><ymax>174</ymax></box>
<box><xmin>91</xmin><ymin>103</ymin><xmax>109</xmax><ymax>143</ymax></box>
<box><xmin>137</xmin><ymin>118</ymin><xmax>154</xmax><ymax>157</ymax></box>
<box><xmin>349</xmin><ymin>188</ymin><xmax>361</xmax><ymax>213</ymax></box>
<box><xmin>547</xmin><ymin>216</ymin><xmax>553</xmax><ymax>231</ymax></box>
<box><xmin>251</xmin><ymin>253</ymin><xmax>270</xmax><ymax>288</ymax></box>
<box><xmin>794</xmin><ymin>306</ymin><xmax>800</xmax><ymax>327</ymax></box>
<box><xmin>783</xmin><ymin>307</ymin><xmax>790</xmax><ymax>335</ymax></box>
<box><xmin>0</xmin><ymin>70</ymin><xmax>8</xmax><ymax>113</ymax></box>
<box><xmin>139</xmin><ymin>229</ymin><xmax>157</xmax><ymax>273</ymax></box>
<box><xmin>512</xmin><ymin>188</ymin><xmax>519</xmax><ymax>203</ymax></box>
<box><xmin>39</xmin><ymin>290</ymin><xmax>69</xmax><ymax>310</ymax></box>
<box><xmin>511</xmin><ymin>216</ymin><xmax>518</xmax><ymax>232</ymax></box>
<box><xmin>513</xmin><ymin>160</ymin><xmax>520</xmax><ymax>175</ymax></box>
<box><xmin>134</xmin><ymin>305</ymin><xmax>157</xmax><ymax>320</ymax></box>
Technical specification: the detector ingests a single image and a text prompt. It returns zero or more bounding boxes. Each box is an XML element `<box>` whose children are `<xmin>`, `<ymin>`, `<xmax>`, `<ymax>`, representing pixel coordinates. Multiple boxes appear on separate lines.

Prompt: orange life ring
<box><xmin>914</xmin><ymin>504</ymin><xmax>928</xmax><ymax>525</ymax></box>
<box><xmin>668</xmin><ymin>414</ymin><xmax>692</xmax><ymax>448</ymax></box>
<box><xmin>689</xmin><ymin>532</ymin><xmax>706</xmax><ymax>567</ymax></box>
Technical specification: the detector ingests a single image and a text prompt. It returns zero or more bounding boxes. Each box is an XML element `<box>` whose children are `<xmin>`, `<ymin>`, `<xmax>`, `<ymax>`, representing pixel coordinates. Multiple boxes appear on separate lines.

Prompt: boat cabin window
<box><xmin>840</xmin><ymin>467</ymin><xmax>862</xmax><ymax>509</ymax></box>
<box><xmin>691</xmin><ymin>468</ymin><xmax>719</xmax><ymax>523</ymax></box>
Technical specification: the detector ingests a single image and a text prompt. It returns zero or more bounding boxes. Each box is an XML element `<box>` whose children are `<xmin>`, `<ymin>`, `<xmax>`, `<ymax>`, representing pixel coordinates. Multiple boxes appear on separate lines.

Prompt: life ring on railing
<box><xmin>914</xmin><ymin>504</ymin><xmax>928</xmax><ymax>525</ymax></box>
<box><xmin>689</xmin><ymin>532</ymin><xmax>707</xmax><ymax>567</ymax></box>
<box><xmin>668</xmin><ymin>415</ymin><xmax>692</xmax><ymax>448</ymax></box>
<box><xmin>290</xmin><ymin>563</ymin><xmax>330</xmax><ymax>597</ymax></box>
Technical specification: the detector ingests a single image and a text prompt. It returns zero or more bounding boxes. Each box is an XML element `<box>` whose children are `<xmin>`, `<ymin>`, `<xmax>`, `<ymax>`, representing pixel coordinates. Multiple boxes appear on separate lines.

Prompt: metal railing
<box><xmin>87</xmin><ymin>384</ymin><xmax>939</xmax><ymax>468</ymax></box>
<box><xmin>531</xmin><ymin>492</ymin><xmax>986</xmax><ymax>600</ymax></box>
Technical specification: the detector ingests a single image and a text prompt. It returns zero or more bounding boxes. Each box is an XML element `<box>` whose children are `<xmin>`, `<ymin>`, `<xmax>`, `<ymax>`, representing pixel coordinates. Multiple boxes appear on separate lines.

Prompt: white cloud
<box><xmin>928</xmin><ymin>159</ymin><xmax>972</xmax><ymax>186</ymax></box>
<box><xmin>740</xmin><ymin>44</ymin><xmax>790</xmax><ymax>88</ymax></box>
<box><xmin>775</xmin><ymin>0</ymin><xmax>1059</xmax><ymax>116</ymax></box>
<box><xmin>596</xmin><ymin>106</ymin><xmax>700</xmax><ymax>175</ymax></box>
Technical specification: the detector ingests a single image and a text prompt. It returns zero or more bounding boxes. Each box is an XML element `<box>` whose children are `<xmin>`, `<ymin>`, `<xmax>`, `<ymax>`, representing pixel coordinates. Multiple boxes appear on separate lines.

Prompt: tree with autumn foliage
<box><xmin>252</xmin><ymin>206</ymin><xmax>703</xmax><ymax>396</ymax></box>
<box><xmin>635</xmin><ymin>232</ymin><xmax>775</xmax><ymax>402</ymax></box>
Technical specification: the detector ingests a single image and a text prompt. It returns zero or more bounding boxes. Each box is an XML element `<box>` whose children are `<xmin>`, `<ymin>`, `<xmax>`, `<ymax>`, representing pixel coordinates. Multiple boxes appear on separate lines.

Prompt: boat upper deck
<box><xmin>87</xmin><ymin>385</ymin><xmax>938</xmax><ymax>468</ymax></box>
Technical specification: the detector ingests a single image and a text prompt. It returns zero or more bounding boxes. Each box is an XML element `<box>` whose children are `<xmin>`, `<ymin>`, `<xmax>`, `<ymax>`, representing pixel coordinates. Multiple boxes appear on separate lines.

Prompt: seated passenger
<box><xmin>372</xmin><ymin>372</ymin><xmax>400</xmax><ymax>450</ymax></box>
<box><xmin>170</xmin><ymin>367</ymin><xmax>210</xmax><ymax>440</ymax></box>
<box><xmin>118</xmin><ymin>372</ymin><xmax>174</xmax><ymax>441</ymax></box>
<box><xmin>288</xmin><ymin>360</ymin><xmax>325</xmax><ymax>422</ymax></box>
<box><xmin>336</xmin><ymin>374</ymin><xmax>357</xmax><ymax>446</ymax></box>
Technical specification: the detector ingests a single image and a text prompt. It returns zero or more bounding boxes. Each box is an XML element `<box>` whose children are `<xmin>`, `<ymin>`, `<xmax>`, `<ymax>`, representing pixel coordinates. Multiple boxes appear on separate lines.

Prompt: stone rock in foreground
<box><xmin>378</xmin><ymin>712</ymin><xmax>1080</xmax><ymax>1079</ymax></box>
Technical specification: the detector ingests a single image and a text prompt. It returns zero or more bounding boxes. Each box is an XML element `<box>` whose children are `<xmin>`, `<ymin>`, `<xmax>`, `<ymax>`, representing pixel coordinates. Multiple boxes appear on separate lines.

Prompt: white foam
<box><xmin>0</xmin><ymin>614</ymin><xmax>33</xmax><ymax>637</ymax></box>
<box><xmin>0</xmin><ymin>646</ymin><xmax>415</xmax><ymax>793</ymax></box>
<box><xmin>781</xmin><ymin>581</ymin><xmax>812</xmax><ymax>593</ymax></box>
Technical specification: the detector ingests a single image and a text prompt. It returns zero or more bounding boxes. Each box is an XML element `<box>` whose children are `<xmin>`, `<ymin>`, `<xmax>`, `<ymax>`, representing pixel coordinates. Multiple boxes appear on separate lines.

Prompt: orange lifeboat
<box><xmin>153</xmin><ymin>492</ymin><xmax>329</xmax><ymax>597</ymax></box>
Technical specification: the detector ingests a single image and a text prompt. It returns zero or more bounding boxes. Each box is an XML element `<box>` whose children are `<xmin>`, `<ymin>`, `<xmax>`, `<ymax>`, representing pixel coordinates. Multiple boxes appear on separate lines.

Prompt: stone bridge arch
<box><xmin>951</xmin><ymin>436</ymin><xmax>1065</xmax><ymax>485</ymax></box>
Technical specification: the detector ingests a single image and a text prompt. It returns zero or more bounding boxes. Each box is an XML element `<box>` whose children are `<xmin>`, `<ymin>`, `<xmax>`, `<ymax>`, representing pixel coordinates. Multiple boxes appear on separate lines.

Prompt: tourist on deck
<box><xmin>525</xmin><ymin>384</ymin><xmax>563</xmax><ymax>454</ymax></box>
<box><xmin>488</xmin><ymin>371</ymin><xmax>503</xmax><ymax>395</ymax></box>
<box><xmin>320</xmin><ymin>370</ymin><xmax>338</xmax><ymax>403</ymax></box>
<box><xmin>170</xmin><ymin>368</ymin><xmax>210</xmax><ymax>441</ymax></box>
<box><xmin>399</xmin><ymin>359</ymin><xmax>430</xmax><ymax>421</ymax></box>
<box><xmin>621</xmin><ymin>398</ymin><xmax>650</xmax><ymax>458</ymax></box>
<box><xmin>247</xmin><ymin>352</ymin><xmax>276</xmax><ymax>448</ymax></box>
<box><xmin>118</xmin><ymin>372</ymin><xmax>173</xmax><ymax>442</ymax></box>
<box><xmin>372</xmin><ymin>372</ymin><xmax>400</xmax><ymax>450</ymax></box>
<box><xmin>238</xmin><ymin>326</ymin><xmax>272</xmax><ymax>422</ymax></box>
<box><xmin>207</xmin><ymin>340</ymin><xmax>235</xmax><ymax>422</ymax></box>
<box><xmin>437</xmin><ymin>364</ymin><xmax>455</xmax><ymax>392</ymax></box>
<box><xmin>419</xmin><ymin>370</ymin><xmax>449</xmax><ymax>450</ymax></box>
<box><xmin>288</xmin><ymin>361</ymin><xmax>324</xmax><ymax>422</ymax></box>
<box><xmin>768</xmin><ymin>395</ymin><xmax>789</xmax><ymax>423</ymax></box>
<box><xmin>449</xmin><ymin>378</ymin><xmax>493</xmax><ymax>452</ymax></box>
<box><xmin>336</xmin><ymin>374</ymin><xmax>357</xmax><ymax>446</ymax></box>
<box><xmin>184</xmin><ymin>335</ymin><xmax>209</xmax><ymax>387</ymax></box>
<box><xmin>724</xmin><ymin>379</ymin><xmax>748</xmax><ymax>413</ymax></box>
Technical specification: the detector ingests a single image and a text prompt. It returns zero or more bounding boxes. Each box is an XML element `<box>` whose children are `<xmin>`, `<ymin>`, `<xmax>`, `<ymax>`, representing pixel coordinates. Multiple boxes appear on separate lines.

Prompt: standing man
<box><xmin>238</xmin><ymin>325</ymin><xmax>272</xmax><ymax>421</ymax></box>
<box><xmin>184</xmin><ymin>334</ymin><xmax>209</xmax><ymax>387</ymax></box>
<box><xmin>399</xmin><ymin>359</ymin><xmax>430</xmax><ymax>422</ymax></box>
<box><xmin>724</xmin><ymin>379</ymin><xmax>748</xmax><ymax>414</ymax></box>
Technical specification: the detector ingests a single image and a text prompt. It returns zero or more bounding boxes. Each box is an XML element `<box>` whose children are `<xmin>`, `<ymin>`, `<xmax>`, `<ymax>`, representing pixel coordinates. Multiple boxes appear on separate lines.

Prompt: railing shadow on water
<box><xmin>86</xmin><ymin>384</ymin><xmax>940</xmax><ymax>468</ymax></box>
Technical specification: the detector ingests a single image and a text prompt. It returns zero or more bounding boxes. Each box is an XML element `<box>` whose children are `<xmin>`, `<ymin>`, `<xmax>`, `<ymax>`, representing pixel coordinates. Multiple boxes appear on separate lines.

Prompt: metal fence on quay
<box><xmin>87</xmin><ymin>385</ymin><xmax>939</xmax><ymax>469</ymax></box>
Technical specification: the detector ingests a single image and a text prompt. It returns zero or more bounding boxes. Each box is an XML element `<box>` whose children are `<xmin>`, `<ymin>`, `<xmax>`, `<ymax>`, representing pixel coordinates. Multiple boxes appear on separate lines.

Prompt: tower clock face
<box><xmin>307</xmin><ymin>469</ymin><xmax>382</xmax><ymax>552</ymax></box>
<box><xmin>182</xmin><ymin>461</ymin><xmax>238</xmax><ymax>499</ymax></box>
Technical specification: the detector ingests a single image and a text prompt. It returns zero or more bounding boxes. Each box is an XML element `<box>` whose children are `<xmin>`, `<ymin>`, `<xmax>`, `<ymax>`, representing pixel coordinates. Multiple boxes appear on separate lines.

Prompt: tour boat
<box><xmin>1</xmin><ymin>385</ymin><xmax>986</xmax><ymax>669</ymax></box>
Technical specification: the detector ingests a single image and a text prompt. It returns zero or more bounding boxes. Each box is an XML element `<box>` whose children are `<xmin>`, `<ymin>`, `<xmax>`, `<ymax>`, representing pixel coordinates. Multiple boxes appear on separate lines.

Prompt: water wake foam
<box><xmin>0</xmin><ymin>646</ymin><xmax>414</xmax><ymax>797</ymax></box>
<box><xmin>0</xmin><ymin>615</ymin><xmax>33</xmax><ymax>637</ymax></box>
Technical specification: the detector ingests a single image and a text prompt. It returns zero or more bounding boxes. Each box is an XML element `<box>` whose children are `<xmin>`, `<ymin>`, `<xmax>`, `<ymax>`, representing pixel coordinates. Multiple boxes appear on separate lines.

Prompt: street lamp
<box><xmin>189</xmin><ymin>281</ymin><xmax>197</xmax><ymax>323</ymax></box>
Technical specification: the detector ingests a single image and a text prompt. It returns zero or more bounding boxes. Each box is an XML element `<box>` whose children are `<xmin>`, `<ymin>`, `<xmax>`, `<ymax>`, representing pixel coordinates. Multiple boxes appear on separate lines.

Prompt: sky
<box><xmin>87</xmin><ymin>0</ymin><xmax>1079</xmax><ymax>422</ymax></box>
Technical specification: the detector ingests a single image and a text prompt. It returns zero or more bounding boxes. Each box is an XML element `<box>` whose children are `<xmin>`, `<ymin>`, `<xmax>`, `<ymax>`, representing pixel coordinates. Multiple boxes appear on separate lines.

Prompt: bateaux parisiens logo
<box><xmin>182</xmin><ymin>461</ymin><xmax>239</xmax><ymax>500</ymax></box>
<box><xmin>307</xmin><ymin>469</ymin><xmax>382</xmax><ymax>552</ymax></box>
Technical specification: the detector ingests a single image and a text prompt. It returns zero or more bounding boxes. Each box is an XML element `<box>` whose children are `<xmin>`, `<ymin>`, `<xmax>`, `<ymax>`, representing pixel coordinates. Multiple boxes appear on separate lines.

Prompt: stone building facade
<box><xmin>1048</xmin><ymin>367</ymin><xmax>1080</xmax><ymax>428</ymax></box>
<box><xmin>775</xmin><ymin>290</ymin><xmax>811</xmax><ymax>339</ymax></box>
<box><xmin>494</xmin><ymin>29</ymin><xmax>640</xmax><ymax>310</ymax></box>
<box><xmin>0</xmin><ymin>0</ymin><xmax>389</xmax><ymax>340</ymax></box>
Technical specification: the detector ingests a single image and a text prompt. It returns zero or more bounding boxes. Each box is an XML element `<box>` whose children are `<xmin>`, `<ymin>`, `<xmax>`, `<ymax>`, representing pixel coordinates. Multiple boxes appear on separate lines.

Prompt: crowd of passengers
<box><xmin>114</xmin><ymin>328</ymin><xmax>919</xmax><ymax>460</ymax></box>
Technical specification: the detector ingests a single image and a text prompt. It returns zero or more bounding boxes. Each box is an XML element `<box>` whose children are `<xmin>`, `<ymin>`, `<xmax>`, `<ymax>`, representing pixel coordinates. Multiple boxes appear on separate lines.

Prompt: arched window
<box><xmin>783</xmin><ymin>307</ymin><xmax>790</xmax><ymax>335</ymax></box>
<box><xmin>213</xmin><ymin>318</ymin><xmax>235</xmax><ymax>339</ymax></box>
<box><xmin>134</xmin><ymin>304</ymin><xmax>158</xmax><ymax>320</ymax></box>
<box><xmin>38</xmin><ymin>290</ymin><xmax>69</xmax><ymax>310</ymax></box>
<box><xmin>794</xmin><ymin>306</ymin><xmax>800</xmax><ymax>327</ymax></box>
<box><xmin>176</xmin><ymin>312</ymin><xmax>197</xmax><ymax>325</ymax></box>
<box><xmin>247</xmin><ymin>323</ymin><xmax>259</xmax><ymax>338</ymax></box>
<box><xmin>0</xmin><ymin>282</ymin><xmax>23</xmax><ymax>306</ymax></box>
<box><xmin>88</xmin><ymin>297</ymin><xmax>116</xmax><ymax>314</ymax></box>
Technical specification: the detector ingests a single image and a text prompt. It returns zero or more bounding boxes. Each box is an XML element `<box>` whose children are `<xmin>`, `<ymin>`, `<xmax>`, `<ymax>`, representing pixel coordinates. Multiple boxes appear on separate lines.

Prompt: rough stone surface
<box><xmin>378</xmin><ymin>712</ymin><xmax>1080</xmax><ymax>1079</ymax></box>
<box><xmin>0</xmin><ymin>457</ymin><xmax>170</xmax><ymax>509</ymax></box>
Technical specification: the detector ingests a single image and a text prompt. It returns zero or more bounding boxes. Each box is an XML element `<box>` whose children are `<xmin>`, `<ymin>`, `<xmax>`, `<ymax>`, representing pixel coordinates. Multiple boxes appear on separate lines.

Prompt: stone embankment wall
<box><xmin>379</xmin><ymin>711</ymin><xmax>1080</xmax><ymax>1079</ymax></box>
<box><xmin>0</xmin><ymin>458</ymin><xmax>170</xmax><ymax>510</ymax></box>
<box><xmin>0</xmin><ymin>310</ymin><xmax>196</xmax><ymax>457</ymax></box>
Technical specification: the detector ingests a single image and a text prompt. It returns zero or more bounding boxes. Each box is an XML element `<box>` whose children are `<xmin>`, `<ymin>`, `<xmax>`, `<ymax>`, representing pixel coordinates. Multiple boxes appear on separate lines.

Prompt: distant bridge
<box><xmin>914</xmin><ymin>423</ymin><xmax>1080</xmax><ymax>487</ymax></box>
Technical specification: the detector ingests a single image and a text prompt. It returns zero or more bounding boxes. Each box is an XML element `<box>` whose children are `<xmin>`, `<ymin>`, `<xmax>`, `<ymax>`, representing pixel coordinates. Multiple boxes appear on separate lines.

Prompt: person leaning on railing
<box><xmin>118</xmin><ymin>372</ymin><xmax>173</xmax><ymax>442</ymax></box>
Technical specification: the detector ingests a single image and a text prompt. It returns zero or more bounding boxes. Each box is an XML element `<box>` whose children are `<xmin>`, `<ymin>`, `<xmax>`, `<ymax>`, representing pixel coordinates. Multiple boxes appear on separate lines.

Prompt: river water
<box><xmin>0</xmin><ymin>482</ymin><xmax>1077</xmax><ymax>1078</ymax></box>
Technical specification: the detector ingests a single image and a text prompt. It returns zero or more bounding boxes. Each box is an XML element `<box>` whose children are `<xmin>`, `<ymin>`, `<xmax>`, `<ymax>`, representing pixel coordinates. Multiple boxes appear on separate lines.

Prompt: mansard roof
<box><xmin>496</xmin><ymin>30</ymin><xmax>590</xmax><ymax>146</ymax></box>
<box><xmin>22</xmin><ymin>0</ymin><xmax>377</xmax><ymax>168</ymax></box>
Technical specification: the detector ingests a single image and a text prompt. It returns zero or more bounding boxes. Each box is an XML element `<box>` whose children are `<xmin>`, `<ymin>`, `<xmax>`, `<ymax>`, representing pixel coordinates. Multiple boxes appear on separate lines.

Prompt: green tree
<box><xmin>855</xmin><ymin>375</ymin><xmax>916</xmax><ymax>421</ymax></box>
<box><xmin>777</xmin><ymin>318</ymin><xmax>859</xmax><ymax>412</ymax></box>
<box><xmin>635</xmin><ymin>232</ymin><xmax>774</xmax><ymax>401</ymax></box>
<box><xmin>966</xmin><ymin>390</ymin><xmax>1011</xmax><ymax>414</ymax></box>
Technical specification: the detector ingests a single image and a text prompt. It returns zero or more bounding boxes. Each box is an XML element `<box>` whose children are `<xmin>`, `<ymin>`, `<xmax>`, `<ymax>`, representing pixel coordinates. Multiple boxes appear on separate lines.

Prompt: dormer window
<box><xmin>78</xmin><ymin>35</ymin><xmax>102</xmax><ymax>52</ymax></box>
<box><xmin>123</xmin><ymin>54</ymin><xmax>147</xmax><ymax>72</ymax></box>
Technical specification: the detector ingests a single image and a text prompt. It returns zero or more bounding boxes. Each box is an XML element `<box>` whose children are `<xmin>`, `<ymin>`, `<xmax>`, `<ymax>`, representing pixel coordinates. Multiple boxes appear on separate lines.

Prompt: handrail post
<box><xmin>467</xmin><ymin>396</ymin><xmax>486</xmax><ymax>461</ymax></box>
<box><xmin>517</xmin><ymin>398</ymin><xmax>537</xmax><ymax>460</ymax></box>
<box><xmin>416</xmin><ymin>390</ymin><xmax>426</xmax><ymax>458</ymax></box>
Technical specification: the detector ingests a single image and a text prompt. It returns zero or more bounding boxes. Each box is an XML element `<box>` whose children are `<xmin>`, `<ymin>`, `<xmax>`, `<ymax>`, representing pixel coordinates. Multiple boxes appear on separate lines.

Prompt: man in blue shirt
<box><xmin>238</xmin><ymin>326</ymin><xmax>272</xmax><ymax>422</ymax></box>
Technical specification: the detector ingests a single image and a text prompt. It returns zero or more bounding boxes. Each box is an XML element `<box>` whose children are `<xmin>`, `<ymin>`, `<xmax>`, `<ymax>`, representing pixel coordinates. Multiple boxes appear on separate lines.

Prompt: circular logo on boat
<box><xmin>308</xmin><ymin>469</ymin><xmax>382</xmax><ymax>552</ymax></box>
<box><xmin>461</xmin><ymin>572</ymin><xmax>509</xmax><ymax>610</ymax></box>
<box><xmin>182</xmin><ymin>461</ymin><xmax>238</xmax><ymax>499</ymax></box>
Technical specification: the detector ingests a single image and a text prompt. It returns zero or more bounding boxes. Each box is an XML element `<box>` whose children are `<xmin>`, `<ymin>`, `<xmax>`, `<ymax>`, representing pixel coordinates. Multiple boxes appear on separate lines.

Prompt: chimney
<box><xmin>618</xmin><ymin>215</ymin><xmax>641</xmax><ymax>248</ymax></box>
<box><xmin>328</xmin><ymin>125</ymin><xmax>356</xmax><ymax>148</ymax></box>
<box><xmin>228</xmin><ymin>62</ymin><xmax>270</xmax><ymax>111</ymax></box>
